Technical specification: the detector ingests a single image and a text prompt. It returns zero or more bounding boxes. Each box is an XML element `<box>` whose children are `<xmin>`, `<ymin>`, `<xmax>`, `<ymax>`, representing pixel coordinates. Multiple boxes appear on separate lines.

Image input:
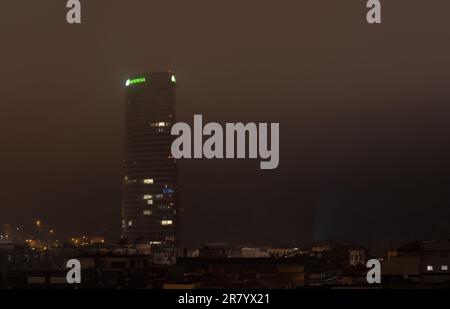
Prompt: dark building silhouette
<box><xmin>122</xmin><ymin>72</ymin><xmax>179</xmax><ymax>257</ymax></box>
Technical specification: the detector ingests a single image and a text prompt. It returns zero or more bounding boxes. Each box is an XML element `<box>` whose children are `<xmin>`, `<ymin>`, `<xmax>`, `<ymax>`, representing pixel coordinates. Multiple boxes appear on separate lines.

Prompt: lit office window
<box><xmin>147</xmin><ymin>200</ymin><xmax>154</xmax><ymax>205</ymax></box>
<box><xmin>143</xmin><ymin>195</ymin><xmax>153</xmax><ymax>200</ymax></box>
<box><xmin>143</xmin><ymin>210</ymin><xmax>152</xmax><ymax>215</ymax></box>
<box><xmin>161</xmin><ymin>220</ymin><xmax>173</xmax><ymax>226</ymax></box>
<box><xmin>427</xmin><ymin>265</ymin><xmax>433</xmax><ymax>271</ymax></box>
<box><xmin>151</xmin><ymin>122</ymin><xmax>170</xmax><ymax>128</ymax></box>
<box><xmin>128</xmin><ymin>221</ymin><xmax>133</xmax><ymax>226</ymax></box>
<box><xmin>155</xmin><ymin>194</ymin><xmax>163</xmax><ymax>199</ymax></box>
<box><xmin>143</xmin><ymin>179</ymin><xmax>154</xmax><ymax>184</ymax></box>
<box><xmin>442</xmin><ymin>265</ymin><xmax>448</xmax><ymax>271</ymax></box>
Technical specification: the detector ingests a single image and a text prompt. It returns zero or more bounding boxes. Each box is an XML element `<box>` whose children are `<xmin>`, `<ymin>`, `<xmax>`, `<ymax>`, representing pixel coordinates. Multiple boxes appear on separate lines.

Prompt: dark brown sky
<box><xmin>1</xmin><ymin>0</ymin><xmax>450</xmax><ymax>246</ymax></box>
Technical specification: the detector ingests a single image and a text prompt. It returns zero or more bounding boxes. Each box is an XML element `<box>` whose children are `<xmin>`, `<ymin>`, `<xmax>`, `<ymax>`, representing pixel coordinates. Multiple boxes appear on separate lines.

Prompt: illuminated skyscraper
<box><xmin>122</xmin><ymin>72</ymin><xmax>179</xmax><ymax>256</ymax></box>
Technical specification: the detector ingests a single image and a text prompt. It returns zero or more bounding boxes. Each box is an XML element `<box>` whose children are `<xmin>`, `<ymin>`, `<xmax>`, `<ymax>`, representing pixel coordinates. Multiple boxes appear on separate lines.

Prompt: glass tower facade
<box><xmin>121</xmin><ymin>72</ymin><xmax>179</xmax><ymax>256</ymax></box>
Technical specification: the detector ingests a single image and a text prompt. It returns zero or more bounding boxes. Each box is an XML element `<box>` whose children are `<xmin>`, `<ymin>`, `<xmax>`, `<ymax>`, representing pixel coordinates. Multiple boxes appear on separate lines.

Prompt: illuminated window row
<box><xmin>143</xmin><ymin>194</ymin><xmax>164</xmax><ymax>200</ymax></box>
<box><xmin>127</xmin><ymin>218</ymin><xmax>175</xmax><ymax>225</ymax></box>
<box><xmin>128</xmin><ymin>179</ymin><xmax>175</xmax><ymax>186</ymax></box>
<box><xmin>125</xmin><ymin>177</ymin><xmax>155</xmax><ymax>185</ymax></box>
<box><xmin>150</xmin><ymin>122</ymin><xmax>171</xmax><ymax>128</ymax></box>
<box><xmin>427</xmin><ymin>265</ymin><xmax>448</xmax><ymax>271</ymax></box>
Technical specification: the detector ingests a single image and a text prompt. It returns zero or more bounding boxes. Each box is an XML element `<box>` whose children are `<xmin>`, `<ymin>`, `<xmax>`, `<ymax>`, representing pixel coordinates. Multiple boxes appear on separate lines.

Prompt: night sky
<box><xmin>1</xmin><ymin>0</ymin><xmax>450</xmax><ymax>247</ymax></box>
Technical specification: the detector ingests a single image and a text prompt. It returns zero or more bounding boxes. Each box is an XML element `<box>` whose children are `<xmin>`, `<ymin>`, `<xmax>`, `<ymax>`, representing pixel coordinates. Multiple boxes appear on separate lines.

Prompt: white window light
<box><xmin>143</xmin><ymin>195</ymin><xmax>153</xmax><ymax>200</ymax></box>
<box><xmin>427</xmin><ymin>265</ymin><xmax>433</xmax><ymax>271</ymax></box>
<box><xmin>128</xmin><ymin>221</ymin><xmax>133</xmax><ymax>226</ymax></box>
<box><xmin>151</xmin><ymin>122</ymin><xmax>169</xmax><ymax>128</ymax></box>
<box><xmin>161</xmin><ymin>220</ymin><xmax>173</xmax><ymax>226</ymax></box>
<box><xmin>147</xmin><ymin>200</ymin><xmax>154</xmax><ymax>205</ymax></box>
<box><xmin>442</xmin><ymin>265</ymin><xmax>448</xmax><ymax>271</ymax></box>
<box><xmin>143</xmin><ymin>210</ymin><xmax>152</xmax><ymax>215</ymax></box>
<box><xmin>143</xmin><ymin>179</ymin><xmax>154</xmax><ymax>184</ymax></box>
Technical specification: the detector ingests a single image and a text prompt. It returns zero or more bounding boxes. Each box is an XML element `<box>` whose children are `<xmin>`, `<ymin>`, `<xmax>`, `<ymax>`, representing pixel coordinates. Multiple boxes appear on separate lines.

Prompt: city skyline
<box><xmin>1</xmin><ymin>1</ymin><xmax>450</xmax><ymax>248</ymax></box>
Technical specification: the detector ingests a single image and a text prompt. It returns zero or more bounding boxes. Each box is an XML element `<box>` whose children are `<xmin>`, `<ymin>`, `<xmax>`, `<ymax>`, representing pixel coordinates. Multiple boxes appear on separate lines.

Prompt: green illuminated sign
<box><xmin>126</xmin><ymin>77</ymin><xmax>146</xmax><ymax>87</ymax></box>
<box><xmin>171</xmin><ymin>75</ymin><xmax>177</xmax><ymax>84</ymax></box>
